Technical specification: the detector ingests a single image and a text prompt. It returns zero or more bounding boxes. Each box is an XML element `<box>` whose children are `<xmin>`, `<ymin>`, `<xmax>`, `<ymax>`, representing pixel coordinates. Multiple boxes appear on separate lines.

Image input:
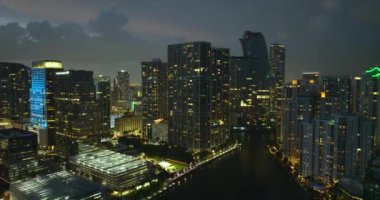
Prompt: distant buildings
<box><xmin>359</xmin><ymin>66</ymin><xmax>380</xmax><ymax>155</ymax></box>
<box><xmin>0</xmin><ymin>62</ymin><xmax>30</xmax><ymax>119</ymax></box>
<box><xmin>115</xmin><ymin>112</ymin><xmax>142</xmax><ymax>134</ymax></box>
<box><xmin>113</xmin><ymin>70</ymin><xmax>130</xmax><ymax>109</ymax></box>
<box><xmin>96</xmin><ymin>75</ymin><xmax>111</xmax><ymax>138</ymax></box>
<box><xmin>30</xmin><ymin>60</ymin><xmax>63</xmax><ymax>147</ymax></box>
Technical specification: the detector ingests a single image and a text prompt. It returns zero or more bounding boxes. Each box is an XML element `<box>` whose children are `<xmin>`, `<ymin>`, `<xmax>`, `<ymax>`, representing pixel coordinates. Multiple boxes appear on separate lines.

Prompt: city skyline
<box><xmin>0</xmin><ymin>0</ymin><xmax>379</xmax><ymax>83</ymax></box>
<box><xmin>1</xmin><ymin>1</ymin><xmax>380</xmax><ymax>199</ymax></box>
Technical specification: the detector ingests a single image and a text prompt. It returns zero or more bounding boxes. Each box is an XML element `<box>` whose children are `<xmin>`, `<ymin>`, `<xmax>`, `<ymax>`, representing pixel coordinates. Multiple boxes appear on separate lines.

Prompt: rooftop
<box><xmin>0</xmin><ymin>128</ymin><xmax>35</xmax><ymax>139</ymax></box>
<box><xmin>338</xmin><ymin>178</ymin><xmax>363</xmax><ymax>198</ymax></box>
<box><xmin>70</xmin><ymin>146</ymin><xmax>147</xmax><ymax>176</ymax></box>
<box><xmin>11</xmin><ymin>171</ymin><xmax>101</xmax><ymax>200</ymax></box>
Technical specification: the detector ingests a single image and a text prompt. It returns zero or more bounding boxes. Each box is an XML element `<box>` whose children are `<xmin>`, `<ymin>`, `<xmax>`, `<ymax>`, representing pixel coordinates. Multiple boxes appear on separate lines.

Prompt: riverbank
<box><xmin>157</xmin><ymin>132</ymin><xmax>308</xmax><ymax>200</ymax></box>
<box><xmin>142</xmin><ymin>142</ymin><xmax>242</xmax><ymax>199</ymax></box>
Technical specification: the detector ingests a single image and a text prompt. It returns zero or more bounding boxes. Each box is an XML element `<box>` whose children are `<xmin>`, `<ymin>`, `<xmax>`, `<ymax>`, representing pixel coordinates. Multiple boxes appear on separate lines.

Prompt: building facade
<box><xmin>210</xmin><ymin>48</ymin><xmax>230</xmax><ymax>147</ymax></box>
<box><xmin>167</xmin><ymin>42</ymin><xmax>212</xmax><ymax>151</ymax></box>
<box><xmin>113</xmin><ymin>70</ymin><xmax>130</xmax><ymax>109</ymax></box>
<box><xmin>141</xmin><ymin>59</ymin><xmax>167</xmax><ymax>140</ymax></box>
<box><xmin>0</xmin><ymin>128</ymin><xmax>38</xmax><ymax>190</ymax></box>
<box><xmin>360</xmin><ymin>66</ymin><xmax>380</xmax><ymax>155</ymax></box>
<box><xmin>96</xmin><ymin>75</ymin><xmax>111</xmax><ymax>139</ymax></box>
<box><xmin>0</xmin><ymin>62</ymin><xmax>30</xmax><ymax>119</ymax></box>
<box><xmin>268</xmin><ymin>44</ymin><xmax>285</xmax><ymax>142</ymax></box>
<box><xmin>30</xmin><ymin>60</ymin><xmax>63</xmax><ymax>147</ymax></box>
<box><xmin>54</xmin><ymin>70</ymin><xmax>97</xmax><ymax>157</ymax></box>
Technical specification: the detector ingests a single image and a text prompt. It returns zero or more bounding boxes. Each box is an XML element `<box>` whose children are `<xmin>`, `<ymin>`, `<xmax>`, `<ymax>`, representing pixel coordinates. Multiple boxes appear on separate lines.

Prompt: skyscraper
<box><xmin>229</xmin><ymin>57</ymin><xmax>255</xmax><ymax>129</ymax></box>
<box><xmin>351</xmin><ymin>76</ymin><xmax>362</xmax><ymax>113</ymax></box>
<box><xmin>269</xmin><ymin>44</ymin><xmax>285</xmax><ymax>142</ymax></box>
<box><xmin>238</xmin><ymin>31</ymin><xmax>271</xmax><ymax>128</ymax></box>
<box><xmin>321</xmin><ymin>76</ymin><xmax>351</xmax><ymax>114</ymax></box>
<box><xmin>114</xmin><ymin>70</ymin><xmax>130</xmax><ymax>109</ymax></box>
<box><xmin>360</xmin><ymin>66</ymin><xmax>380</xmax><ymax>155</ymax></box>
<box><xmin>239</xmin><ymin>31</ymin><xmax>269</xmax><ymax>86</ymax></box>
<box><xmin>30</xmin><ymin>60</ymin><xmax>63</xmax><ymax>147</ymax></box>
<box><xmin>96</xmin><ymin>75</ymin><xmax>111</xmax><ymax>139</ymax></box>
<box><xmin>300</xmin><ymin>114</ymin><xmax>373</xmax><ymax>183</ymax></box>
<box><xmin>0</xmin><ymin>62</ymin><xmax>30</xmax><ymax>119</ymax></box>
<box><xmin>167</xmin><ymin>42</ymin><xmax>211</xmax><ymax>151</ymax></box>
<box><xmin>54</xmin><ymin>70</ymin><xmax>97</xmax><ymax>157</ymax></box>
<box><xmin>141</xmin><ymin>59</ymin><xmax>167</xmax><ymax>140</ymax></box>
<box><xmin>282</xmin><ymin>76</ymin><xmax>320</xmax><ymax>165</ymax></box>
<box><xmin>210</xmin><ymin>48</ymin><xmax>230</xmax><ymax>147</ymax></box>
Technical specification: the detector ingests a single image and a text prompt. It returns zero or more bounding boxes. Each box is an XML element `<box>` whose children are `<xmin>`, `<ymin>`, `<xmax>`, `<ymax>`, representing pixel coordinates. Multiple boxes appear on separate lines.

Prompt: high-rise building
<box><xmin>0</xmin><ymin>62</ymin><xmax>30</xmax><ymax>119</ymax></box>
<box><xmin>269</xmin><ymin>44</ymin><xmax>285</xmax><ymax>141</ymax></box>
<box><xmin>351</xmin><ymin>76</ymin><xmax>362</xmax><ymax>113</ymax></box>
<box><xmin>300</xmin><ymin>114</ymin><xmax>373</xmax><ymax>183</ymax></box>
<box><xmin>96</xmin><ymin>75</ymin><xmax>111</xmax><ymax>139</ymax></box>
<box><xmin>229</xmin><ymin>57</ymin><xmax>255</xmax><ymax>129</ymax></box>
<box><xmin>30</xmin><ymin>60</ymin><xmax>63</xmax><ymax>147</ymax></box>
<box><xmin>239</xmin><ymin>31</ymin><xmax>269</xmax><ymax>86</ymax></box>
<box><xmin>210</xmin><ymin>48</ymin><xmax>230</xmax><ymax>147</ymax></box>
<box><xmin>239</xmin><ymin>31</ymin><xmax>271</xmax><ymax>128</ymax></box>
<box><xmin>281</xmin><ymin>77</ymin><xmax>320</xmax><ymax>164</ymax></box>
<box><xmin>321</xmin><ymin>76</ymin><xmax>351</xmax><ymax>114</ymax></box>
<box><xmin>114</xmin><ymin>70</ymin><xmax>130</xmax><ymax>109</ymax></box>
<box><xmin>54</xmin><ymin>70</ymin><xmax>97</xmax><ymax>157</ymax></box>
<box><xmin>360</xmin><ymin>66</ymin><xmax>380</xmax><ymax>155</ymax></box>
<box><xmin>168</xmin><ymin>42</ymin><xmax>212</xmax><ymax>151</ymax></box>
<box><xmin>141</xmin><ymin>59</ymin><xmax>167</xmax><ymax>140</ymax></box>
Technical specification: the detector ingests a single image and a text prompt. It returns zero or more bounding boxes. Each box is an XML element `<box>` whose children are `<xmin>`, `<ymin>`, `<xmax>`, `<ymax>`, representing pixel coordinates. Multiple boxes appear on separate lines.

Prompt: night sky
<box><xmin>0</xmin><ymin>0</ymin><xmax>379</xmax><ymax>83</ymax></box>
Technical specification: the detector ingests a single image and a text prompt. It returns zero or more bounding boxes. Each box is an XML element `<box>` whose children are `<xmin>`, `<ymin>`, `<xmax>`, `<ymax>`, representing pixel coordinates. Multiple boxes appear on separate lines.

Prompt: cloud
<box><xmin>88</xmin><ymin>10</ymin><xmax>129</xmax><ymax>37</ymax></box>
<box><xmin>0</xmin><ymin>9</ymin><xmax>164</xmax><ymax>83</ymax></box>
<box><xmin>0</xmin><ymin>0</ymin><xmax>379</xmax><ymax>83</ymax></box>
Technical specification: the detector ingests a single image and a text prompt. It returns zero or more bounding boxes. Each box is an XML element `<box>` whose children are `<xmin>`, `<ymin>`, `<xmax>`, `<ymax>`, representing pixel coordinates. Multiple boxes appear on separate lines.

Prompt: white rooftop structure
<box><xmin>11</xmin><ymin>171</ymin><xmax>101</xmax><ymax>200</ymax></box>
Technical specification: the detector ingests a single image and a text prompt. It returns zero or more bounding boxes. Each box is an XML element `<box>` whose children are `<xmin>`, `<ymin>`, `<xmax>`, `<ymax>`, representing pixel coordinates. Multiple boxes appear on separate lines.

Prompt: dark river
<box><xmin>160</xmin><ymin>131</ymin><xmax>307</xmax><ymax>200</ymax></box>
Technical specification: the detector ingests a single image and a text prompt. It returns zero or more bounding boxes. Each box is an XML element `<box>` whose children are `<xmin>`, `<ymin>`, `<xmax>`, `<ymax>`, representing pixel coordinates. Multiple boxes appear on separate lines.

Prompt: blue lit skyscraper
<box><xmin>30</xmin><ymin>60</ymin><xmax>63</xmax><ymax>147</ymax></box>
